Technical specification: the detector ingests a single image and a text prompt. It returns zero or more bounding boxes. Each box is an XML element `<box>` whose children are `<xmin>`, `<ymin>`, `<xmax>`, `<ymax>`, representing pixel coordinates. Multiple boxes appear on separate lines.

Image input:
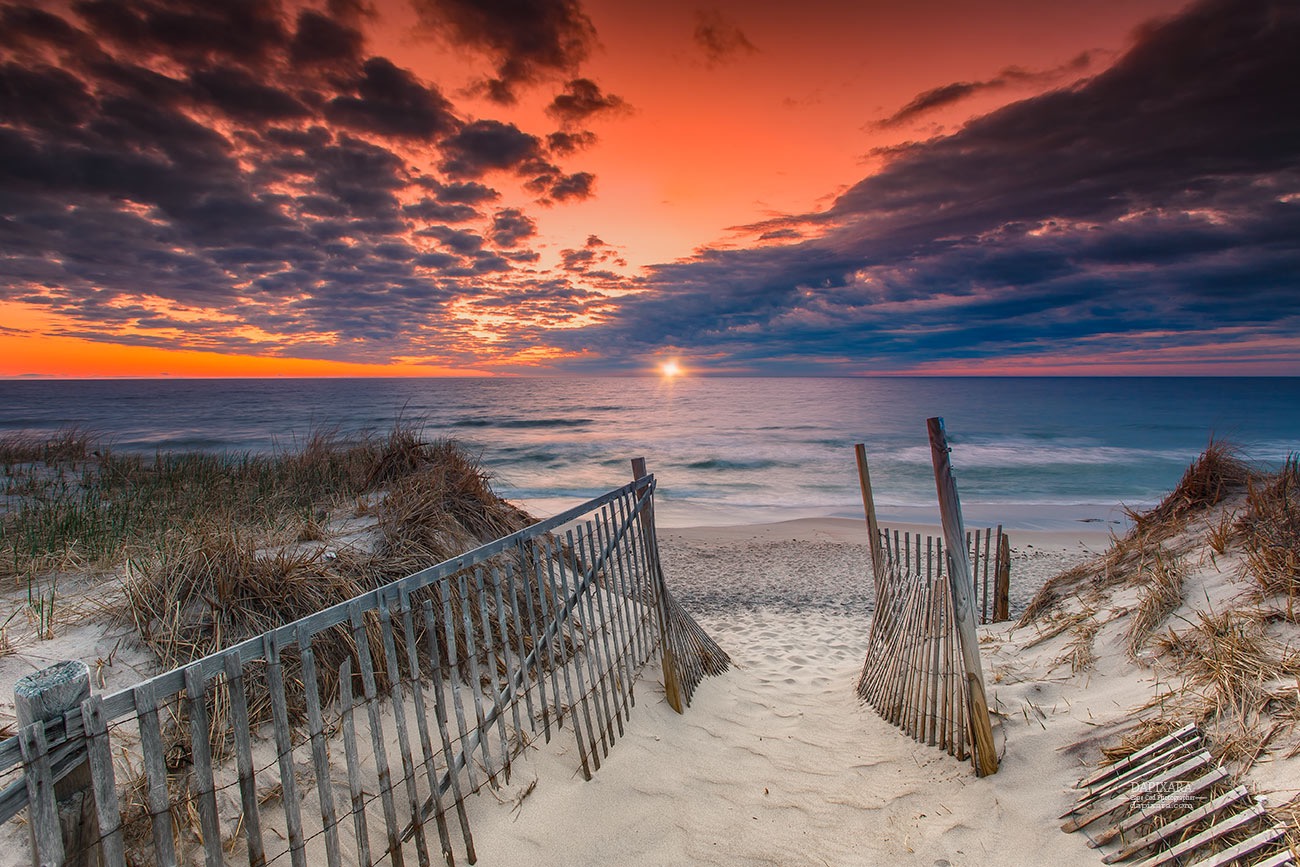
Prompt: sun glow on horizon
<box><xmin>660</xmin><ymin>359</ymin><xmax>683</xmax><ymax>378</ymax></box>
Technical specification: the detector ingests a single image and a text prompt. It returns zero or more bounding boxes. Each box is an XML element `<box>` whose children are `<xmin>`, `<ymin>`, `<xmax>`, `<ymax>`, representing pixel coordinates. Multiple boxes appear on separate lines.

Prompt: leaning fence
<box><xmin>855</xmin><ymin>422</ymin><xmax>1000</xmax><ymax>776</ymax></box>
<box><xmin>1</xmin><ymin>463</ymin><xmax>729</xmax><ymax>867</ymax></box>
<box><xmin>875</xmin><ymin>525</ymin><xmax>1011</xmax><ymax>625</ymax></box>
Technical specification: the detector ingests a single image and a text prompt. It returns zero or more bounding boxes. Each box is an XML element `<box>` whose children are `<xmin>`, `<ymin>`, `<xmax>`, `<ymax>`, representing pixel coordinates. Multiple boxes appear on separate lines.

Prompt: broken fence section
<box><xmin>1</xmin><ymin>461</ymin><xmax>729</xmax><ymax>867</ymax></box>
<box><xmin>1061</xmin><ymin>723</ymin><xmax>1295</xmax><ymax>866</ymax></box>
<box><xmin>855</xmin><ymin>419</ymin><xmax>1000</xmax><ymax>776</ymax></box>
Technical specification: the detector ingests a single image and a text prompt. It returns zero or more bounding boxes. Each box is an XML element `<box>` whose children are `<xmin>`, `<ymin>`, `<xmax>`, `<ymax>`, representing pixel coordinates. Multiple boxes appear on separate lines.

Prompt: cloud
<box><xmin>438</xmin><ymin>119</ymin><xmax>551</xmax><ymax>178</ymax></box>
<box><xmin>552</xmin><ymin>0</ymin><xmax>1300</xmax><ymax>373</ymax></box>
<box><xmin>0</xmin><ymin>0</ymin><xmax>604</xmax><ymax>368</ymax></box>
<box><xmin>693</xmin><ymin>9</ymin><xmax>757</xmax><ymax>67</ymax></box>
<box><xmin>489</xmin><ymin>208</ymin><xmax>537</xmax><ymax>247</ymax></box>
<box><xmin>547</xmin><ymin>129</ymin><xmax>598</xmax><ymax>155</ymax></box>
<box><xmin>408</xmin><ymin>0</ymin><xmax>597</xmax><ymax>103</ymax></box>
<box><xmin>874</xmin><ymin>51</ymin><xmax>1097</xmax><ymax>128</ymax></box>
<box><xmin>325</xmin><ymin>57</ymin><xmax>457</xmax><ymax>140</ymax></box>
<box><xmin>546</xmin><ymin>78</ymin><xmax>628</xmax><ymax>126</ymax></box>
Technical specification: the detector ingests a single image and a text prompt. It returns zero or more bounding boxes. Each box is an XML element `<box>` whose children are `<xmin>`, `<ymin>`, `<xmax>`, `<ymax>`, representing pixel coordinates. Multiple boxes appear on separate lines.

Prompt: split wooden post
<box><xmin>15</xmin><ymin>660</ymin><xmax>97</xmax><ymax>867</ymax></box>
<box><xmin>631</xmin><ymin>457</ymin><xmax>685</xmax><ymax>714</ymax></box>
<box><xmin>994</xmin><ymin>532</ymin><xmax>1011</xmax><ymax>623</ymax></box>
<box><xmin>927</xmin><ymin>418</ymin><xmax>999</xmax><ymax>777</ymax></box>
<box><xmin>854</xmin><ymin>444</ymin><xmax>885</xmax><ymax>583</ymax></box>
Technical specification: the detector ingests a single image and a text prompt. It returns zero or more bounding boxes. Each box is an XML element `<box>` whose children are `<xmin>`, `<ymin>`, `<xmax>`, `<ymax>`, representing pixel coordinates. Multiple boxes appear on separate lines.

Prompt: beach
<box><xmin>457</xmin><ymin>518</ymin><xmax>1121</xmax><ymax>866</ymax></box>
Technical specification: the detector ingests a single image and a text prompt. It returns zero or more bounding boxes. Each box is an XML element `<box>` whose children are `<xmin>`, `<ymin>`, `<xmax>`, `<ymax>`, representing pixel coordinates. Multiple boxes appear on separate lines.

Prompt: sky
<box><xmin>1</xmin><ymin>0</ymin><xmax>1297</xmax><ymax>377</ymax></box>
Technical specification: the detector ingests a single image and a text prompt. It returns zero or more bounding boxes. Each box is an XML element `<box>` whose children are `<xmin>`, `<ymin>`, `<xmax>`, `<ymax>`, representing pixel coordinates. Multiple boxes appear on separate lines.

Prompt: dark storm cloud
<box><xmin>408</xmin><ymin>0</ymin><xmax>597</xmax><ymax>103</ymax></box>
<box><xmin>438</xmin><ymin>119</ymin><xmax>551</xmax><ymax>178</ymax></box>
<box><xmin>0</xmin><ymin>0</ymin><xmax>601</xmax><ymax>365</ymax></box>
<box><xmin>555</xmin><ymin>0</ymin><xmax>1300</xmax><ymax>373</ymax></box>
<box><xmin>693</xmin><ymin>8</ymin><xmax>757</xmax><ymax>66</ymax></box>
<box><xmin>546</xmin><ymin>78</ymin><xmax>628</xmax><ymax>126</ymax></box>
<box><xmin>874</xmin><ymin>52</ymin><xmax>1096</xmax><ymax>128</ymax></box>
<box><xmin>325</xmin><ymin>57</ymin><xmax>457</xmax><ymax>140</ymax></box>
<box><xmin>489</xmin><ymin>209</ymin><xmax>537</xmax><ymax>247</ymax></box>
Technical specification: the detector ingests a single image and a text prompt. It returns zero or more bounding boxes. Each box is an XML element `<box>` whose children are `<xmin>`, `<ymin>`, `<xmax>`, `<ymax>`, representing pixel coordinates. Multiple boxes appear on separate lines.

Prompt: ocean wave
<box><xmin>891</xmin><ymin>442</ymin><xmax>1191</xmax><ymax>467</ymax></box>
<box><xmin>681</xmin><ymin>458</ymin><xmax>799</xmax><ymax>471</ymax></box>
<box><xmin>453</xmin><ymin>417</ymin><xmax>594</xmax><ymax>429</ymax></box>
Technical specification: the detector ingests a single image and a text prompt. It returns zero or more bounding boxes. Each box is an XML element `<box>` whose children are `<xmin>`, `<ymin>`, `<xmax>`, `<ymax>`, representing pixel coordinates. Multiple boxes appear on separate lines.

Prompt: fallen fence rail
<box><xmin>2</xmin><ymin>461</ymin><xmax>729</xmax><ymax>867</ymax></box>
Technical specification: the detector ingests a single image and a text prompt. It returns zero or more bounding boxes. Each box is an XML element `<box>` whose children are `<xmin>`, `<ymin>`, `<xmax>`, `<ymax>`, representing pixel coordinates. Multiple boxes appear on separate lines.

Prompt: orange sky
<box><xmin>5</xmin><ymin>0</ymin><xmax>1290</xmax><ymax>378</ymax></box>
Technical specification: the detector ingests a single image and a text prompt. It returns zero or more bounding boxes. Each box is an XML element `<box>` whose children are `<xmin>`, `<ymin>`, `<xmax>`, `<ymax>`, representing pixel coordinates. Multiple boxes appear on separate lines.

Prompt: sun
<box><xmin>660</xmin><ymin>359</ymin><xmax>683</xmax><ymax>378</ymax></box>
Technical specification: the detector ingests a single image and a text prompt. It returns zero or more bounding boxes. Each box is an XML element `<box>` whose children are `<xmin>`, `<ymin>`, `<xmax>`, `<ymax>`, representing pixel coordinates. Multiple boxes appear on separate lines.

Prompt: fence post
<box><xmin>630</xmin><ymin>457</ymin><xmax>684</xmax><ymax>714</ymax></box>
<box><xmin>15</xmin><ymin>660</ymin><xmax>97</xmax><ymax>866</ymax></box>
<box><xmin>853</xmin><ymin>444</ymin><xmax>884</xmax><ymax>583</ymax></box>
<box><xmin>994</xmin><ymin>532</ymin><xmax>1011</xmax><ymax>622</ymax></box>
<box><xmin>927</xmin><ymin>418</ymin><xmax>999</xmax><ymax>777</ymax></box>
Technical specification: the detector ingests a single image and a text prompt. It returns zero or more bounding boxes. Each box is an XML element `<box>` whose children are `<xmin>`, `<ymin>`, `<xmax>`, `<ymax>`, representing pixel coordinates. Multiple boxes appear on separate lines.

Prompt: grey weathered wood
<box><xmin>349</xmin><ymin>602</ymin><xmax>405</xmax><ymax>867</ymax></box>
<box><xmin>1075</xmin><ymin>723</ymin><xmax>1199</xmax><ymax>789</ymax></box>
<box><xmin>595</xmin><ymin>507</ymin><xmax>635</xmax><ymax>722</ymax></box>
<box><xmin>337</xmin><ymin>659</ymin><xmax>372</xmax><ymax>867</ymax></box>
<box><xmin>133</xmin><ymin>681</ymin><xmax>178</xmax><ymax>867</ymax></box>
<box><xmin>1062</xmin><ymin>751</ymin><xmax>1213</xmax><ymax>833</ymax></box>
<box><xmin>395</xmin><ymin>589</ymin><xmax>454</xmax><ymax>867</ymax></box>
<box><xmin>1130</xmin><ymin>805</ymin><xmax>1268</xmax><ymax>867</ymax></box>
<box><xmin>264</xmin><ymin>634</ymin><xmax>307</xmax><ymax>867</ymax></box>
<box><xmin>1186</xmin><ymin>824</ymin><xmax>1285</xmax><ymax>867</ymax></box>
<box><xmin>1091</xmin><ymin>763</ymin><xmax>1229</xmax><ymax>847</ymax></box>
<box><xmin>631</xmin><ymin>458</ymin><xmax>684</xmax><ymax>714</ymax></box>
<box><xmin>438</xmin><ymin>581</ymin><xmax>480</xmax><ymax>793</ymax></box>
<box><xmin>1245</xmin><ymin>850</ymin><xmax>1297</xmax><ymax>867</ymax></box>
<box><xmin>377</xmin><ymin>600</ymin><xmax>433</xmax><ymax>867</ymax></box>
<box><xmin>182</xmin><ymin>664</ymin><xmax>224</xmax><ymax>867</ymax></box>
<box><xmin>15</xmin><ymin>660</ymin><xmax>94</xmax><ymax>867</ymax></box>
<box><xmin>1068</xmin><ymin>738</ymin><xmax>1202</xmax><ymax>811</ymax></box>
<box><xmin>1100</xmin><ymin>780</ymin><xmax>1243</xmax><ymax>862</ymax></box>
<box><xmin>472</xmin><ymin>567</ymin><xmax>511</xmax><ymax>778</ymax></box>
<box><xmin>19</xmin><ymin>721</ymin><xmax>62</xmax><ymax>867</ymax></box>
<box><xmin>491</xmin><ymin>563</ymin><xmax>528</xmax><ymax>738</ymax></box>
<box><xmin>222</xmin><ymin>651</ymin><xmax>266</xmax><ymax>867</ymax></box>
<box><xmin>516</xmin><ymin>542</ymin><xmax>553</xmax><ymax>741</ymax></box>
<box><xmin>574</xmin><ymin>525</ymin><xmax>619</xmax><ymax>747</ymax></box>
<box><xmin>457</xmin><ymin>572</ymin><xmax>497</xmax><ymax>784</ymax></box>
<box><xmin>82</xmin><ymin>695</ymin><xmax>126</xmax><ymax>867</ymax></box>
<box><xmin>294</xmin><ymin>626</ymin><xmax>342</xmax><ymax>867</ymax></box>
<box><xmin>928</xmin><ymin>417</ymin><xmax>998</xmax><ymax>777</ymax></box>
<box><xmin>854</xmin><ymin>444</ymin><xmax>885</xmax><ymax>583</ymax></box>
<box><xmin>994</xmin><ymin>530</ymin><xmax>1010</xmax><ymax>622</ymax></box>
<box><xmin>421</xmin><ymin>599</ymin><xmax>476</xmax><ymax>863</ymax></box>
<box><xmin>539</xmin><ymin>534</ymin><xmax>591</xmax><ymax>779</ymax></box>
<box><xmin>556</xmin><ymin>532</ymin><xmax>604</xmax><ymax>767</ymax></box>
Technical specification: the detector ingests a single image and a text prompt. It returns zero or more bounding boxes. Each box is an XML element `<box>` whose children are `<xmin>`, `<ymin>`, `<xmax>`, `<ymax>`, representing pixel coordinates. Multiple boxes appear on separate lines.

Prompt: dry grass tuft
<box><xmin>1239</xmin><ymin>454</ymin><xmax>1300</xmax><ymax>603</ymax></box>
<box><xmin>1126</xmin><ymin>439</ymin><xmax>1251</xmax><ymax>539</ymax></box>
<box><xmin>1125</xmin><ymin>546</ymin><xmax>1186</xmax><ymax>660</ymax></box>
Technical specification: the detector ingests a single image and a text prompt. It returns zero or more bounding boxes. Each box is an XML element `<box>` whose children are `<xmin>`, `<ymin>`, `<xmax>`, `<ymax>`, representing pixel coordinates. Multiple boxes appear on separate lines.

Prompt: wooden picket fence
<box><xmin>0</xmin><ymin>463</ymin><xmax>729</xmax><ymax>867</ymax></box>
<box><xmin>854</xmin><ymin>420</ymin><xmax>1000</xmax><ymax>776</ymax></box>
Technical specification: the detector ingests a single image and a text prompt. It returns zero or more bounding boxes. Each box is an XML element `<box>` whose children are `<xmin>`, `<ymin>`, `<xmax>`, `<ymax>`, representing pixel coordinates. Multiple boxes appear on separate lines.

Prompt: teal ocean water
<box><xmin>1</xmin><ymin>377</ymin><xmax>1296</xmax><ymax>529</ymax></box>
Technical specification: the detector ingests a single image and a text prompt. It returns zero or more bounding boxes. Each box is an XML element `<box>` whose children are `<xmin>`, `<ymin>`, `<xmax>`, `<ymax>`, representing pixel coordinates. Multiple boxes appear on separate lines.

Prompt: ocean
<box><xmin>1</xmin><ymin>377</ymin><xmax>1297</xmax><ymax>530</ymax></box>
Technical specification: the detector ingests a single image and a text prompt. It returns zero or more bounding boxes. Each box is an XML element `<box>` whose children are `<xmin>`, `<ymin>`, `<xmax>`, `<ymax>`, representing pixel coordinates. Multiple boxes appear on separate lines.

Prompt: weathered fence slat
<box><xmin>295</xmin><ymin>625</ymin><xmax>343</xmax><ymax>867</ymax></box>
<box><xmin>222</xmin><ymin>651</ymin><xmax>266</xmax><ymax>867</ymax></box>
<box><xmin>349</xmin><ymin>601</ymin><xmax>406</xmax><ymax>867</ymax></box>
<box><xmin>338</xmin><ymin>658</ymin><xmax>373</xmax><ymax>867</ymax></box>
<box><xmin>82</xmin><ymin>695</ymin><xmax>126</xmax><ymax>867</ymax></box>
<box><xmin>19</xmin><ymin>721</ymin><xmax>62</xmax><ymax>867</ymax></box>
<box><xmin>377</xmin><ymin>601</ymin><xmax>433</xmax><ymax>867</ymax></box>
<box><xmin>182</xmin><ymin>664</ymin><xmax>224</xmax><ymax>867</ymax></box>
<box><xmin>134</xmin><ymin>681</ymin><xmax>178</xmax><ymax>866</ymax></box>
<box><xmin>420</xmin><ymin>599</ymin><xmax>476</xmax><ymax>864</ymax></box>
